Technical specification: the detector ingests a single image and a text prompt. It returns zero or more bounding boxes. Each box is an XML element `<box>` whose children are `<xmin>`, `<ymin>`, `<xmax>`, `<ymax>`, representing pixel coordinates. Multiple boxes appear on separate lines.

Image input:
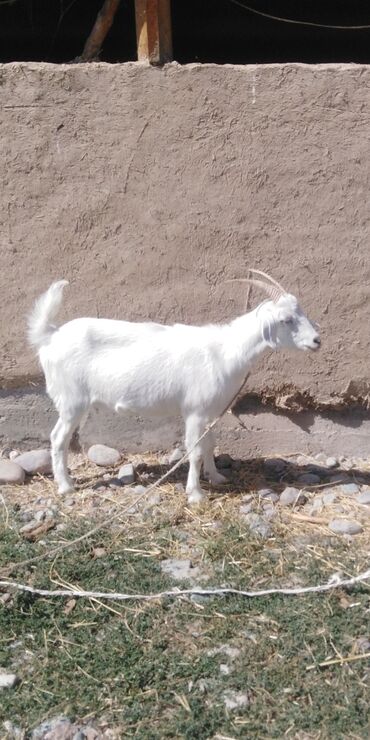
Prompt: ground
<box><xmin>1</xmin><ymin>450</ymin><xmax>370</xmax><ymax>739</ymax></box>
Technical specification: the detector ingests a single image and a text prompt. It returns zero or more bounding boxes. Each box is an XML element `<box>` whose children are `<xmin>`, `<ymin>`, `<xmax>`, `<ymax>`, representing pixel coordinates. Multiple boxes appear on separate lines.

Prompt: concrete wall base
<box><xmin>1</xmin><ymin>387</ymin><xmax>369</xmax><ymax>460</ymax></box>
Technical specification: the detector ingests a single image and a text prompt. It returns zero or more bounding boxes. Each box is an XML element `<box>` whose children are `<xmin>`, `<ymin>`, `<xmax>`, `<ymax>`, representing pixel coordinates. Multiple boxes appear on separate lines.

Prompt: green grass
<box><xmin>1</xmin><ymin>514</ymin><xmax>370</xmax><ymax>739</ymax></box>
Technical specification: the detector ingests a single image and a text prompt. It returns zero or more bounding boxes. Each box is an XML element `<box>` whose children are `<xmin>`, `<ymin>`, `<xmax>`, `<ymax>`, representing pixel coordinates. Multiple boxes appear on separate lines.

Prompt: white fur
<box><xmin>28</xmin><ymin>280</ymin><xmax>320</xmax><ymax>501</ymax></box>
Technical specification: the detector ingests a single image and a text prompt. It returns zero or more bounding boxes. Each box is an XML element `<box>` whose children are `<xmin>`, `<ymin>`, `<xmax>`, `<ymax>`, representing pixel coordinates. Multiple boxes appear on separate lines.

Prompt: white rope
<box><xmin>1</xmin><ymin>569</ymin><xmax>370</xmax><ymax>602</ymax></box>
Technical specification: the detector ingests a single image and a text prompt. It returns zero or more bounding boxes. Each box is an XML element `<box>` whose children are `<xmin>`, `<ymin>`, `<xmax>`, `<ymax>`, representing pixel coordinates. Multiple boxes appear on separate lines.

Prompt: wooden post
<box><xmin>135</xmin><ymin>0</ymin><xmax>173</xmax><ymax>65</ymax></box>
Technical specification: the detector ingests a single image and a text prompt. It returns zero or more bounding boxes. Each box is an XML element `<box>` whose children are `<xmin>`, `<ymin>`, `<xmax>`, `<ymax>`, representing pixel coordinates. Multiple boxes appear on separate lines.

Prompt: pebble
<box><xmin>161</xmin><ymin>558</ymin><xmax>200</xmax><ymax>582</ymax></box>
<box><xmin>168</xmin><ymin>447</ymin><xmax>184</xmax><ymax>464</ymax></box>
<box><xmin>216</xmin><ymin>453</ymin><xmax>233</xmax><ymax>469</ymax></box>
<box><xmin>262</xmin><ymin>504</ymin><xmax>277</xmax><ymax>519</ymax></box>
<box><xmin>323</xmin><ymin>492</ymin><xmax>337</xmax><ymax>505</ymax></box>
<box><xmin>223</xmin><ymin>690</ymin><xmax>250</xmax><ymax>710</ymax></box>
<box><xmin>339</xmin><ymin>483</ymin><xmax>359</xmax><ymax>496</ymax></box>
<box><xmin>9</xmin><ymin>450</ymin><xmax>20</xmax><ymax>460</ymax></box>
<box><xmin>330</xmin><ymin>473</ymin><xmax>351</xmax><ymax>485</ymax></box>
<box><xmin>326</xmin><ymin>457</ymin><xmax>339</xmax><ymax>469</ymax></box>
<box><xmin>259</xmin><ymin>488</ymin><xmax>279</xmax><ymax>502</ymax></box>
<box><xmin>0</xmin><ymin>459</ymin><xmax>25</xmax><ymax>485</ymax></box>
<box><xmin>297</xmin><ymin>473</ymin><xmax>321</xmax><ymax>486</ymax></box>
<box><xmin>2</xmin><ymin>722</ymin><xmax>23</xmax><ymax>739</ymax></box>
<box><xmin>244</xmin><ymin>513</ymin><xmax>272</xmax><ymax>538</ymax></box>
<box><xmin>280</xmin><ymin>487</ymin><xmax>306</xmax><ymax>507</ymax></box>
<box><xmin>357</xmin><ymin>491</ymin><xmax>370</xmax><ymax>505</ymax></box>
<box><xmin>30</xmin><ymin>716</ymin><xmax>78</xmax><ymax>739</ymax></box>
<box><xmin>0</xmin><ymin>671</ymin><xmax>18</xmax><ymax>689</ymax></box>
<box><xmin>328</xmin><ymin>519</ymin><xmax>363</xmax><ymax>536</ymax></box>
<box><xmin>264</xmin><ymin>458</ymin><xmax>286</xmax><ymax>476</ymax></box>
<box><xmin>354</xmin><ymin>636</ymin><xmax>370</xmax><ymax>653</ymax></box>
<box><xmin>13</xmin><ymin>449</ymin><xmax>52</xmax><ymax>475</ymax></box>
<box><xmin>239</xmin><ymin>503</ymin><xmax>254</xmax><ymax>515</ymax></box>
<box><xmin>87</xmin><ymin>445</ymin><xmax>121</xmax><ymax>467</ymax></box>
<box><xmin>117</xmin><ymin>463</ymin><xmax>135</xmax><ymax>485</ymax></box>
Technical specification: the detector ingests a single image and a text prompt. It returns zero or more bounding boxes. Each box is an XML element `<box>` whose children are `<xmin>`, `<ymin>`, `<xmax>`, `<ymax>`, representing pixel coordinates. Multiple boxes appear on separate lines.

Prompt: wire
<box><xmin>226</xmin><ymin>0</ymin><xmax>370</xmax><ymax>31</ymax></box>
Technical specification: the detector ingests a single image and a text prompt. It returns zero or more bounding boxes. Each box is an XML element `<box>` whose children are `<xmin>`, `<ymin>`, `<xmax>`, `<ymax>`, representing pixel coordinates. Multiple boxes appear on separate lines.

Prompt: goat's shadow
<box><xmin>95</xmin><ymin>455</ymin><xmax>370</xmax><ymax>497</ymax></box>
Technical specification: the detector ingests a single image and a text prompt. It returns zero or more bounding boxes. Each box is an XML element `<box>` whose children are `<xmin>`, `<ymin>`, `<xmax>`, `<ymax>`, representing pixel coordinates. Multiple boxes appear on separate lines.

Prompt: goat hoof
<box><xmin>208</xmin><ymin>472</ymin><xmax>228</xmax><ymax>485</ymax></box>
<box><xmin>187</xmin><ymin>490</ymin><xmax>206</xmax><ymax>505</ymax></box>
<box><xmin>57</xmin><ymin>482</ymin><xmax>75</xmax><ymax>495</ymax></box>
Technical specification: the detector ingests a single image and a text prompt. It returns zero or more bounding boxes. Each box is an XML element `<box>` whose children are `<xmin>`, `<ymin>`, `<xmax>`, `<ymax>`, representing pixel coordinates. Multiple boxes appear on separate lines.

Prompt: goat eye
<box><xmin>283</xmin><ymin>317</ymin><xmax>294</xmax><ymax>325</ymax></box>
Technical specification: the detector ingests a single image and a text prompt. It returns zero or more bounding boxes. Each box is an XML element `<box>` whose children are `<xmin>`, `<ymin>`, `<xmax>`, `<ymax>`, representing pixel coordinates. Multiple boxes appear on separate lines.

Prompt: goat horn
<box><xmin>225</xmin><ymin>278</ymin><xmax>282</xmax><ymax>302</ymax></box>
<box><xmin>249</xmin><ymin>269</ymin><xmax>286</xmax><ymax>294</ymax></box>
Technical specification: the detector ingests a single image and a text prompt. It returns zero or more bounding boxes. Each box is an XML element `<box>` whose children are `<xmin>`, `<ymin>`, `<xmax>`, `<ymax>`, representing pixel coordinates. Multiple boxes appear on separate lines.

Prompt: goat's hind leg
<box><xmin>202</xmin><ymin>429</ymin><xmax>228</xmax><ymax>486</ymax></box>
<box><xmin>51</xmin><ymin>408</ymin><xmax>85</xmax><ymax>494</ymax></box>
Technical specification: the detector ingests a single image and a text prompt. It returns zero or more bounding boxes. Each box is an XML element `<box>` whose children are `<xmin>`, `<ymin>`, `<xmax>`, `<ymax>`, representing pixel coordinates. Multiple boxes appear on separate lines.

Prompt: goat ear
<box><xmin>262</xmin><ymin>315</ymin><xmax>277</xmax><ymax>348</ymax></box>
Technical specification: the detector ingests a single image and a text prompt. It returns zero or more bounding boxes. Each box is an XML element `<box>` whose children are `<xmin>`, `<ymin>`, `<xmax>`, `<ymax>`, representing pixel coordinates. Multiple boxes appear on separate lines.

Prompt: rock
<box><xmin>92</xmin><ymin>547</ymin><xmax>106</xmax><ymax>558</ymax></box>
<box><xmin>168</xmin><ymin>447</ymin><xmax>184</xmax><ymax>464</ymax></box>
<box><xmin>297</xmin><ymin>473</ymin><xmax>321</xmax><ymax>486</ymax></box>
<box><xmin>328</xmin><ymin>519</ymin><xmax>363</xmax><ymax>536</ymax></box>
<box><xmin>219</xmin><ymin>663</ymin><xmax>232</xmax><ymax>675</ymax></box>
<box><xmin>87</xmin><ymin>445</ymin><xmax>120</xmax><ymax>467</ymax></box>
<box><xmin>216</xmin><ymin>453</ymin><xmax>233</xmax><ymax>469</ymax></box>
<box><xmin>262</xmin><ymin>504</ymin><xmax>277</xmax><ymax>519</ymax></box>
<box><xmin>117</xmin><ymin>463</ymin><xmax>135</xmax><ymax>485</ymax></box>
<box><xmin>0</xmin><ymin>671</ymin><xmax>19</xmax><ymax>689</ymax></box>
<box><xmin>326</xmin><ymin>457</ymin><xmax>339</xmax><ymax>469</ymax></box>
<box><xmin>0</xmin><ymin>459</ymin><xmax>25</xmax><ymax>485</ymax></box>
<box><xmin>231</xmin><ymin>458</ymin><xmax>242</xmax><ymax>471</ymax></box>
<box><xmin>161</xmin><ymin>558</ymin><xmax>200</xmax><ymax>581</ymax></box>
<box><xmin>9</xmin><ymin>450</ymin><xmax>21</xmax><ymax>460</ymax></box>
<box><xmin>34</xmin><ymin>510</ymin><xmax>47</xmax><ymax>523</ymax></box>
<box><xmin>207</xmin><ymin>644</ymin><xmax>241</xmax><ymax>659</ymax></box>
<box><xmin>241</xmin><ymin>494</ymin><xmax>254</xmax><ymax>504</ymax></box>
<box><xmin>357</xmin><ymin>491</ymin><xmax>370</xmax><ymax>505</ymax></box>
<box><xmin>239</xmin><ymin>503</ymin><xmax>254</xmax><ymax>515</ymax></box>
<box><xmin>131</xmin><ymin>484</ymin><xmax>147</xmax><ymax>495</ymax></box>
<box><xmin>330</xmin><ymin>473</ymin><xmax>351</xmax><ymax>485</ymax></box>
<box><xmin>323</xmin><ymin>492</ymin><xmax>337</xmax><ymax>505</ymax></box>
<box><xmin>264</xmin><ymin>458</ymin><xmax>286</xmax><ymax>476</ymax></box>
<box><xmin>145</xmin><ymin>491</ymin><xmax>161</xmax><ymax>506</ymax></box>
<box><xmin>2</xmin><ymin>721</ymin><xmax>23</xmax><ymax>739</ymax></box>
<box><xmin>354</xmin><ymin>636</ymin><xmax>370</xmax><ymax>653</ymax></box>
<box><xmin>259</xmin><ymin>489</ymin><xmax>279</xmax><ymax>502</ymax></box>
<box><xmin>280</xmin><ymin>487</ymin><xmax>306</xmax><ymax>506</ymax></box>
<box><xmin>223</xmin><ymin>690</ymin><xmax>250</xmax><ymax>711</ymax></box>
<box><xmin>174</xmin><ymin>482</ymin><xmax>185</xmax><ymax>493</ymax></box>
<box><xmin>339</xmin><ymin>483</ymin><xmax>359</xmax><ymax>496</ymax></box>
<box><xmin>30</xmin><ymin>716</ymin><xmax>78</xmax><ymax>739</ymax></box>
<box><xmin>13</xmin><ymin>449</ymin><xmax>52</xmax><ymax>476</ymax></box>
<box><xmin>244</xmin><ymin>513</ymin><xmax>272</xmax><ymax>538</ymax></box>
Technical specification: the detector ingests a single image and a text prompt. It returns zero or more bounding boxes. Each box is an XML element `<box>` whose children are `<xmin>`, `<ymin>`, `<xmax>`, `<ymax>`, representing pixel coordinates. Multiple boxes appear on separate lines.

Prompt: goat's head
<box><xmin>237</xmin><ymin>269</ymin><xmax>321</xmax><ymax>352</ymax></box>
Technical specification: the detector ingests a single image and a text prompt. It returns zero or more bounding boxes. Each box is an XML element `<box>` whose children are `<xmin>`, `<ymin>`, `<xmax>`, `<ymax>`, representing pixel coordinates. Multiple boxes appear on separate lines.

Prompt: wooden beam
<box><xmin>135</xmin><ymin>0</ymin><xmax>173</xmax><ymax>65</ymax></box>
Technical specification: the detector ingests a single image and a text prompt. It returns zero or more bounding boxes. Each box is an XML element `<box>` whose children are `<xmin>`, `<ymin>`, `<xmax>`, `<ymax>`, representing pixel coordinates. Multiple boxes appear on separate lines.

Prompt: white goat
<box><xmin>28</xmin><ymin>270</ymin><xmax>320</xmax><ymax>502</ymax></box>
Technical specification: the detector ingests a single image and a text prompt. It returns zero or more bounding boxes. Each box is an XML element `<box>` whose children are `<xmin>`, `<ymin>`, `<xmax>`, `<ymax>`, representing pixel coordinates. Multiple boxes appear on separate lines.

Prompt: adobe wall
<box><xmin>1</xmin><ymin>62</ymin><xmax>369</xmax><ymax>453</ymax></box>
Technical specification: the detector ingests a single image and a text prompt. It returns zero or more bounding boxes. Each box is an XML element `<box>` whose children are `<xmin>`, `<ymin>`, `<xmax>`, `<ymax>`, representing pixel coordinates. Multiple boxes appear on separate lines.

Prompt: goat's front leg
<box><xmin>185</xmin><ymin>415</ymin><xmax>207</xmax><ymax>504</ymax></box>
<box><xmin>202</xmin><ymin>429</ymin><xmax>228</xmax><ymax>486</ymax></box>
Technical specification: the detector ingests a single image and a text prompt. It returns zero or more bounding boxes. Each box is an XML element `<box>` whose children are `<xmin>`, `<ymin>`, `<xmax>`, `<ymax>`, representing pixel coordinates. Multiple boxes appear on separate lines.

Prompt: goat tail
<box><xmin>28</xmin><ymin>280</ymin><xmax>69</xmax><ymax>349</ymax></box>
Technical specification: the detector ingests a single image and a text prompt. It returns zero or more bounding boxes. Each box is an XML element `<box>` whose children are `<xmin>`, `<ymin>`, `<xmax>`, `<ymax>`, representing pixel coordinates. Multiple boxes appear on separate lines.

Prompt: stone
<box><xmin>13</xmin><ymin>449</ymin><xmax>52</xmax><ymax>475</ymax></box>
<box><xmin>145</xmin><ymin>491</ymin><xmax>161</xmax><ymax>506</ymax></box>
<box><xmin>339</xmin><ymin>483</ymin><xmax>359</xmax><ymax>496</ymax></box>
<box><xmin>328</xmin><ymin>519</ymin><xmax>363</xmax><ymax>536</ymax></box>
<box><xmin>357</xmin><ymin>491</ymin><xmax>370</xmax><ymax>505</ymax></box>
<box><xmin>87</xmin><ymin>445</ymin><xmax>121</xmax><ymax>467</ymax></box>
<box><xmin>264</xmin><ymin>458</ymin><xmax>286</xmax><ymax>476</ymax></box>
<box><xmin>239</xmin><ymin>503</ymin><xmax>254</xmax><ymax>515</ymax></box>
<box><xmin>131</xmin><ymin>484</ymin><xmax>147</xmax><ymax>495</ymax></box>
<box><xmin>0</xmin><ymin>459</ymin><xmax>25</xmax><ymax>485</ymax></box>
<box><xmin>0</xmin><ymin>671</ymin><xmax>18</xmax><ymax>689</ymax></box>
<box><xmin>259</xmin><ymin>489</ymin><xmax>279</xmax><ymax>502</ymax></box>
<box><xmin>280</xmin><ymin>487</ymin><xmax>306</xmax><ymax>506</ymax></box>
<box><xmin>2</xmin><ymin>721</ymin><xmax>23</xmax><ymax>739</ymax></box>
<box><xmin>30</xmin><ymin>716</ymin><xmax>78</xmax><ymax>740</ymax></box>
<box><xmin>323</xmin><ymin>492</ymin><xmax>337</xmax><ymax>506</ymax></box>
<box><xmin>231</xmin><ymin>458</ymin><xmax>242</xmax><ymax>471</ymax></box>
<box><xmin>329</xmin><ymin>473</ymin><xmax>351</xmax><ymax>485</ymax></box>
<box><xmin>297</xmin><ymin>473</ymin><xmax>321</xmax><ymax>486</ymax></box>
<box><xmin>168</xmin><ymin>447</ymin><xmax>184</xmax><ymax>464</ymax></box>
<box><xmin>161</xmin><ymin>558</ymin><xmax>200</xmax><ymax>581</ymax></box>
<box><xmin>117</xmin><ymin>463</ymin><xmax>135</xmax><ymax>485</ymax></box>
<box><xmin>9</xmin><ymin>450</ymin><xmax>20</xmax><ymax>460</ymax></box>
<box><xmin>262</xmin><ymin>504</ymin><xmax>277</xmax><ymax>520</ymax></box>
<box><xmin>354</xmin><ymin>636</ymin><xmax>370</xmax><ymax>653</ymax></box>
<box><xmin>244</xmin><ymin>513</ymin><xmax>271</xmax><ymax>538</ymax></box>
<box><xmin>219</xmin><ymin>663</ymin><xmax>232</xmax><ymax>675</ymax></box>
<box><xmin>216</xmin><ymin>453</ymin><xmax>233</xmax><ymax>468</ymax></box>
<box><xmin>326</xmin><ymin>457</ymin><xmax>339</xmax><ymax>469</ymax></box>
<box><xmin>223</xmin><ymin>690</ymin><xmax>250</xmax><ymax>710</ymax></box>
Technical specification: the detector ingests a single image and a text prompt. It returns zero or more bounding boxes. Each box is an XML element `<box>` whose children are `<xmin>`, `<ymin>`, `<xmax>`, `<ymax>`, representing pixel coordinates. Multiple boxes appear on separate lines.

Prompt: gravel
<box><xmin>87</xmin><ymin>444</ymin><xmax>121</xmax><ymax>466</ymax></box>
<box><xmin>328</xmin><ymin>519</ymin><xmax>363</xmax><ymax>536</ymax></box>
<box><xmin>13</xmin><ymin>449</ymin><xmax>52</xmax><ymax>475</ymax></box>
<box><xmin>0</xmin><ymin>459</ymin><xmax>25</xmax><ymax>485</ymax></box>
